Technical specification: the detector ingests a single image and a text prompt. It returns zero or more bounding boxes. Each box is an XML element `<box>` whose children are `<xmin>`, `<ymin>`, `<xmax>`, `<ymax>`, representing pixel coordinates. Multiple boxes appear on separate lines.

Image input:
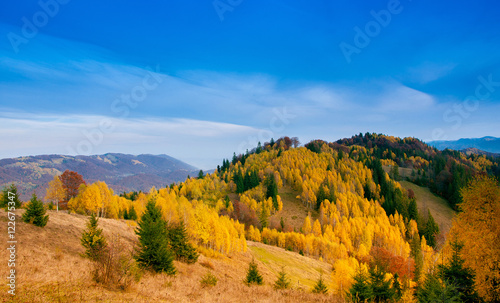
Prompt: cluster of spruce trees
<box><xmin>233</xmin><ymin>169</ymin><xmax>260</xmax><ymax>193</ymax></box>
<box><xmin>81</xmin><ymin>198</ymin><xmax>198</xmax><ymax>279</ymax></box>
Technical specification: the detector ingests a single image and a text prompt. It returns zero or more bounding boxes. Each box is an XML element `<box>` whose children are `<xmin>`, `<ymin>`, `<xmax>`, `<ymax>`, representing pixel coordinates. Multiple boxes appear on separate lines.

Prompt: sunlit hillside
<box><xmin>0</xmin><ymin>209</ymin><xmax>336</xmax><ymax>303</ymax></box>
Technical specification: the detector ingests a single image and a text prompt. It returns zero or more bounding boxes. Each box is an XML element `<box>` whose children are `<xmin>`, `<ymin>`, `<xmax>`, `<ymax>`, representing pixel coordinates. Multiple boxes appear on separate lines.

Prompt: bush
<box><xmin>22</xmin><ymin>194</ymin><xmax>49</xmax><ymax>227</ymax></box>
<box><xmin>200</xmin><ymin>271</ymin><xmax>218</xmax><ymax>287</ymax></box>
<box><xmin>92</xmin><ymin>235</ymin><xmax>142</xmax><ymax>290</ymax></box>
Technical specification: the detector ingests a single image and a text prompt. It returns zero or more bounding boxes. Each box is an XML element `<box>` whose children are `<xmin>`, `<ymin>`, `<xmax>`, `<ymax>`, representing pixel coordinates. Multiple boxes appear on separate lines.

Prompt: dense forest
<box><xmin>330</xmin><ymin>133</ymin><xmax>500</xmax><ymax>210</ymax></box>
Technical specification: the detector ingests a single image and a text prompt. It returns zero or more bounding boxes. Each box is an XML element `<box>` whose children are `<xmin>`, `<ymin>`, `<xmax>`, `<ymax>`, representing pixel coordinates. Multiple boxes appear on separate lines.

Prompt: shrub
<box><xmin>92</xmin><ymin>235</ymin><xmax>142</xmax><ymax>290</ymax></box>
<box><xmin>200</xmin><ymin>271</ymin><xmax>218</xmax><ymax>287</ymax></box>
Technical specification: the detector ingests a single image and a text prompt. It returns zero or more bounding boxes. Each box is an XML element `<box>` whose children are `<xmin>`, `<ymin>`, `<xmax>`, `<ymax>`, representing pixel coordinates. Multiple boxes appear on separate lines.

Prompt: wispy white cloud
<box><xmin>377</xmin><ymin>84</ymin><xmax>435</xmax><ymax>112</ymax></box>
<box><xmin>406</xmin><ymin>62</ymin><xmax>457</xmax><ymax>84</ymax></box>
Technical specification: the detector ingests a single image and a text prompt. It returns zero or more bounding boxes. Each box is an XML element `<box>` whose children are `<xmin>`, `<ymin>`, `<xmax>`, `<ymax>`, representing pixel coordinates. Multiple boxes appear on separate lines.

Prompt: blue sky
<box><xmin>1</xmin><ymin>0</ymin><xmax>500</xmax><ymax>169</ymax></box>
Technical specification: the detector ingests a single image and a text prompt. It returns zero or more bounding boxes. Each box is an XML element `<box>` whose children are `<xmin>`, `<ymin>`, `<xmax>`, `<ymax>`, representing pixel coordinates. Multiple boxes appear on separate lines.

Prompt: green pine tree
<box><xmin>245</xmin><ymin>259</ymin><xmax>263</xmax><ymax>285</ymax></box>
<box><xmin>81</xmin><ymin>213</ymin><xmax>107</xmax><ymax>261</ymax></box>
<box><xmin>128</xmin><ymin>205</ymin><xmax>138</xmax><ymax>220</ymax></box>
<box><xmin>416</xmin><ymin>272</ymin><xmax>461</xmax><ymax>303</ymax></box>
<box><xmin>316</xmin><ymin>184</ymin><xmax>327</xmax><ymax>210</ymax></box>
<box><xmin>233</xmin><ymin>170</ymin><xmax>245</xmax><ymax>193</ymax></box>
<box><xmin>134</xmin><ymin>199</ymin><xmax>176</xmax><ymax>275</ymax></box>
<box><xmin>349</xmin><ymin>266</ymin><xmax>373</xmax><ymax>302</ymax></box>
<box><xmin>273</xmin><ymin>266</ymin><xmax>291</xmax><ymax>290</ymax></box>
<box><xmin>1</xmin><ymin>184</ymin><xmax>22</xmax><ymax>209</ymax></box>
<box><xmin>312</xmin><ymin>273</ymin><xmax>328</xmax><ymax>294</ymax></box>
<box><xmin>438</xmin><ymin>240</ymin><xmax>481</xmax><ymax>303</ymax></box>
<box><xmin>424</xmin><ymin>210</ymin><xmax>439</xmax><ymax>248</ymax></box>
<box><xmin>167</xmin><ymin>220</ymin><xmax>198</xmax><ymax>264</ymax></box>
<box><xmin>22</xmin><ymin>193</ymin><xmax>49</xmax><ymax>227</ymax></box>
<box><xmin>370</xmin><ymin>266</ymin><xmax>394</xmax><ymax>302</ymax></box>
<box><xmin>265</xmin><ymin>174</ymin><xmax>279</xmax><ymax>210</ymax></box>
<box><xmin>408</xmin><ymin>198</ymin><xmax>419</xmax><ymax>221</ymax></box>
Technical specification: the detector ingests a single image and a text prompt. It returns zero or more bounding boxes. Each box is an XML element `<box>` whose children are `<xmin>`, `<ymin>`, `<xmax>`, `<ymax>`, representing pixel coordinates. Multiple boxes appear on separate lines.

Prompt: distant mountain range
<box><xmin>427</xmin><ymin>136</ymin><xmax>500</xmax><ymax>155</ymax></box>
<box><xmin>0</xmin><ymin>153</ymin><xmax>199</xmax><ymax>201</ymax></box>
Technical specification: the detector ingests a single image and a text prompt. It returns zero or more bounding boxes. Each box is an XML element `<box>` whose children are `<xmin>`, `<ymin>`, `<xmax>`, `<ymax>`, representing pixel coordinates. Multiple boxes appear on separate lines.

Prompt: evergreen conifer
<box><xmin>135</xmin><ymin>199</ymin><xmax>176</xmax><ymax>275</ymax></box>
<box><xmin>245</xmin><ymin>259</ymin><xmax>263</xmax><ymax>285</ymax></box>
<box><xmin>22</xmin><ymin>193</ymin><xmax>49</xmax><ymax>227</ymax></box>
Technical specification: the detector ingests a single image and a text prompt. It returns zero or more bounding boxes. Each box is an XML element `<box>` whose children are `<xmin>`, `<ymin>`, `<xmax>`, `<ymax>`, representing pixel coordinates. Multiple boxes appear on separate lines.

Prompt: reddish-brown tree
<box><xmin>59</xmin><ymin>170</ymin><xmax>86</xmax><ymax>209</ymax></box>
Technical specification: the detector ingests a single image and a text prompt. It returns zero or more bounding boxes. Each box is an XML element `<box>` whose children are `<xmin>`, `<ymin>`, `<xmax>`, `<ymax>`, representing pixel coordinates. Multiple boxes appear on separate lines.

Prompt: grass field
<box><xmin>399</xmin><ymin>180</ymin><xmax>456</xmax><ymax>236</ymax></box>
<box><xmin>249</xmin><ymin>241</ymin><xmax>331</xmax><ymax>289</ymax></box>
<box><xmin>0</xmin><ymin>210</ymin><xmax>338</xmax><ymax>302</ymax></box>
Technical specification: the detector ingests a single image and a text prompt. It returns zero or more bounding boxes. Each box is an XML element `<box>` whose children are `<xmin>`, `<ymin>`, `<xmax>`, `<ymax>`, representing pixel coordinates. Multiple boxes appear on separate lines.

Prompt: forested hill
<box><xmin>322</xmin><ymin>133</ymin><xmax>500</xmax><ymax>210</ymax></box>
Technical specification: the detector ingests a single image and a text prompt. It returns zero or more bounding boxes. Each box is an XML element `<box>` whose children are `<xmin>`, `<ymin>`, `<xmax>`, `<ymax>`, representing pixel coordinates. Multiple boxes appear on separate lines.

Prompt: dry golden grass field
<box><xmin>0</xmin><ymin>209</ymin><xmax>340</xmax><ymax>302</ymax></box>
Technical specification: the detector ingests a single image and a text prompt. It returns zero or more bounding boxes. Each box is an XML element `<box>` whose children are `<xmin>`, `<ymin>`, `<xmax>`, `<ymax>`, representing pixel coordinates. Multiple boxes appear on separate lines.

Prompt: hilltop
<box><xmin>329</xmin><ymin>133</ymin><xmax>500</xmax><ymax>209</ymax></box>
<box><xmin>0</xmin><ymin>153</ymin><xmax>199</xmax><ymax>201</ymax></box>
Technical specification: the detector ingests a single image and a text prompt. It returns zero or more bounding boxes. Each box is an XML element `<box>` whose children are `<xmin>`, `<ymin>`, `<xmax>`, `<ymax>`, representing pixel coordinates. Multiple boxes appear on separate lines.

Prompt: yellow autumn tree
<box><xmin>449</xmin><ymin>176</ymin><xmax>500</xmax><ymax>301</ymax></box>
<box><xmin>330</xmin><ymin>257</ymin><xmax>362</xmax><ymax>297</ymax></box>
<box><xmin>302</xmin><ymin>215</ymin><xmax>312</xmax><ymax>234</ymax></box>
<box><xmin>44</xmin><ymin>175</ymin><xmax>66</xmax><ymax>211</ymax></box>
<box><xmin>312</xmin><ymin>219</ymin><xmax>322</xmax><ymax>237</ymax></box>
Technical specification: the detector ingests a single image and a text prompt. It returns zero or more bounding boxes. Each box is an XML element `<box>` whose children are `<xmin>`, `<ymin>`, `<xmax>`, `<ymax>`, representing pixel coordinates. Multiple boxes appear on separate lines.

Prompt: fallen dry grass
<box><xmin>0</xmin><ymin>209</ymin><xmax>341</xmax><ymax>302</ymax></box>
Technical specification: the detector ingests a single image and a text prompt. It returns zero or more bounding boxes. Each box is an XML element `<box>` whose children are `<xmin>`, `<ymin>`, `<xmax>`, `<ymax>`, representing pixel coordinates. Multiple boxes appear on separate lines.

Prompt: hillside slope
<box><xmin>399</xmin><ymin>180</ymin><xmax>456</xmax><ymax>236</ymax></box>
<box><xmin>0</xmin><ymin>210</ymin><xmax>335</xmax><ymax>302</ymax></box>
<box><xmin>0</xmin><ymin>153</ymin><xmax>198</xmax><ymax>201</ymax></box>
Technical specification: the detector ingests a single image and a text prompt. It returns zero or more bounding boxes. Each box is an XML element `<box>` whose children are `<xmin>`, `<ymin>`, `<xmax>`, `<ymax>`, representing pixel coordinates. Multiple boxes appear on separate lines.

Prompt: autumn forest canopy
<box><xmin>3</xmin><ymin>133</ymin><xmax>500</xmax><ymax>302</ymax></box>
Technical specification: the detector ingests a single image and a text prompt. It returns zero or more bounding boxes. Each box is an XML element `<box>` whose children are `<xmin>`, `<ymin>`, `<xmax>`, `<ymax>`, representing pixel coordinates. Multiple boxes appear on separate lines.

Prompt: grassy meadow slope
<box><xmin>0</xmin><ymin>210</ymin><xmax>336</xmax><ymax>303</ymax></box>
<box><xmin>399</xmin><ymin>180</ymin><xmax>456</xmax><ymax>236</ymax></box>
